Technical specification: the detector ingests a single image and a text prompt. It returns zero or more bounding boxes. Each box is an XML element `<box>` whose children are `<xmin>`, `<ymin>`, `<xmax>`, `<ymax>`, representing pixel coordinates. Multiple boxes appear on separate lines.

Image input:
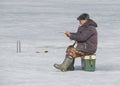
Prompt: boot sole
<box><xmin>54</xmin><ymin>64</ymin><xmax>67</xmax><ymax>72</ymax></box>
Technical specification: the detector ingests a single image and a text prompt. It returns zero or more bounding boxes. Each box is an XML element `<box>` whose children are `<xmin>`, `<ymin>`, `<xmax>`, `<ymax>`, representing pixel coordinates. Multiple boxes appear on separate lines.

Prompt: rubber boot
<box><xmin>54</xmin><ymin>56</ymin><xmax>73</xmax><ymax>72</ymax></box>
<box><xmin>67</xmin><ymin>58</ymin><xmax>75</xmax><ymax>71</ymax></box>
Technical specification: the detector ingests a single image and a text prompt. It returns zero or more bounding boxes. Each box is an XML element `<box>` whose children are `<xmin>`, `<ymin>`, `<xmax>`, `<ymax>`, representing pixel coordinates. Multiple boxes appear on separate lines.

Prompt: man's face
<box><xmin>79</xmin><ymin>20</ymin><xmax>87</xmax><ymax>25</ymax></box>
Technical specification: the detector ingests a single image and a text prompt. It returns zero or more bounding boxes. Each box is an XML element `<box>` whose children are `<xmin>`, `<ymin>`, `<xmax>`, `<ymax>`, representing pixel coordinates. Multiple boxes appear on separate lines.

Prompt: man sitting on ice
<box><xmin>54</xmin><ymin>13</ymin><xmax>98</xmax><ymax>72</ymax></box>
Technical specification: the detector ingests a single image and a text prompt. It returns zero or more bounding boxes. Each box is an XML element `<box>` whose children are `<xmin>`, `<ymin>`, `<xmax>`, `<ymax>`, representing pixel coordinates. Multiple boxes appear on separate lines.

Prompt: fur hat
<box><xmin>77</xmin><ymin>13</ymin><xmax>90</xmax><ymax>20</ymax></box>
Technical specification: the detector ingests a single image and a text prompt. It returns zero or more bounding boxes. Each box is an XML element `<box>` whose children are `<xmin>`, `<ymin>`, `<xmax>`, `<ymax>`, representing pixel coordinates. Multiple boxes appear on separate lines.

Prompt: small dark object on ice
<box><xmin>44</xmin><ymin>51</ymin><xmax>48</xmax><ymax>53</ymax></box>
<box><xmin>36</xmin><ymin>50</ymin><xmax>48</xmax><ymax>53</ymax></box>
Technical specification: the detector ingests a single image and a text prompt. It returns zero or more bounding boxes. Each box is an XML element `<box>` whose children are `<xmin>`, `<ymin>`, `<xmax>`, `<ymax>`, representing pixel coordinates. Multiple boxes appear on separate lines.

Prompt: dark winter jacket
<box><xmin>69</xmin><ymin>19</ymin><xmax>98</xmax><ymax>53</ymax></box>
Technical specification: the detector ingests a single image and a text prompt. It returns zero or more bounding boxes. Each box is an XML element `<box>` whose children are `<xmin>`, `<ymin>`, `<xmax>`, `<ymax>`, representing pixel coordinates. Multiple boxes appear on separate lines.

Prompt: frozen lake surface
<box><xmin>0</xmin><ymin>0</ymin><xmax>120</xmax><ymax>86</ymax></box>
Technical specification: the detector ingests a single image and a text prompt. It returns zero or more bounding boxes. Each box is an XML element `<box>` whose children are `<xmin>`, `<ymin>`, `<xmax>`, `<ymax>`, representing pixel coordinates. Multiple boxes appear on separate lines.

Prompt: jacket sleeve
<box><xmin>69</xmin><ymin>27</ymin><xmax>94</xmax><ymax>42</ymax></box>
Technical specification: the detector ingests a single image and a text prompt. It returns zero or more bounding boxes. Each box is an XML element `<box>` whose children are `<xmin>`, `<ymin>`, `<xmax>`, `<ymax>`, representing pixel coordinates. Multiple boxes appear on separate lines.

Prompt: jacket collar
<box><xmin>81</xmin><ymin>19</ymin><xmax>98</xmax><ymax>28</ymax></box>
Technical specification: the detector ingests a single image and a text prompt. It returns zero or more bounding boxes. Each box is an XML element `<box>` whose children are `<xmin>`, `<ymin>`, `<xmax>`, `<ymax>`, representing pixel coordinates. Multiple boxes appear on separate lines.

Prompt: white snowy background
<box><xmin>0</xmin><ymin>0</ymin><xmax>120</xmax><ymax>86</ymax></box>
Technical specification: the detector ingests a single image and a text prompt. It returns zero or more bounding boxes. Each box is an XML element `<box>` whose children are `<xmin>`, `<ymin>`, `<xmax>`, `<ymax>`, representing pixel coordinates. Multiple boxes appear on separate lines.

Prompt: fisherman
<box><xmin>54</xmin><ymin>13</ymin><xmax>98</xmax><ymax>72</ymax></box>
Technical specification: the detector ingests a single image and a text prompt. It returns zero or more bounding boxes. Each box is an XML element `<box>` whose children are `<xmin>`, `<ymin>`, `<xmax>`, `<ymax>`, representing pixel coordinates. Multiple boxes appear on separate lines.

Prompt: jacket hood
<box><xmin>82</xmin><ymin>19</ymin><xmax>98</xmax><ymax>27</ymax></box>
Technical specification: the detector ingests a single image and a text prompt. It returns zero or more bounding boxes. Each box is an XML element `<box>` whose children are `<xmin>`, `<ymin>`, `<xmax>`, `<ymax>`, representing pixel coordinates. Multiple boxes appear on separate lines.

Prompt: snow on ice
<box><xmin>0</xmin><ymin>0</ymin><xmax>120</xmax><ymax>86</ymax></box>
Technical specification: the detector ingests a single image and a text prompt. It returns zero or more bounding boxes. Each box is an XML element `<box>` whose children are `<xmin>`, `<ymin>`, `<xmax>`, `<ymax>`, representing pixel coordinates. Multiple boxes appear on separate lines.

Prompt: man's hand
<box><xmin>64</xmin><ymin>31</ymin><xmax>71</xmax><ymax>37</ymax></box>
